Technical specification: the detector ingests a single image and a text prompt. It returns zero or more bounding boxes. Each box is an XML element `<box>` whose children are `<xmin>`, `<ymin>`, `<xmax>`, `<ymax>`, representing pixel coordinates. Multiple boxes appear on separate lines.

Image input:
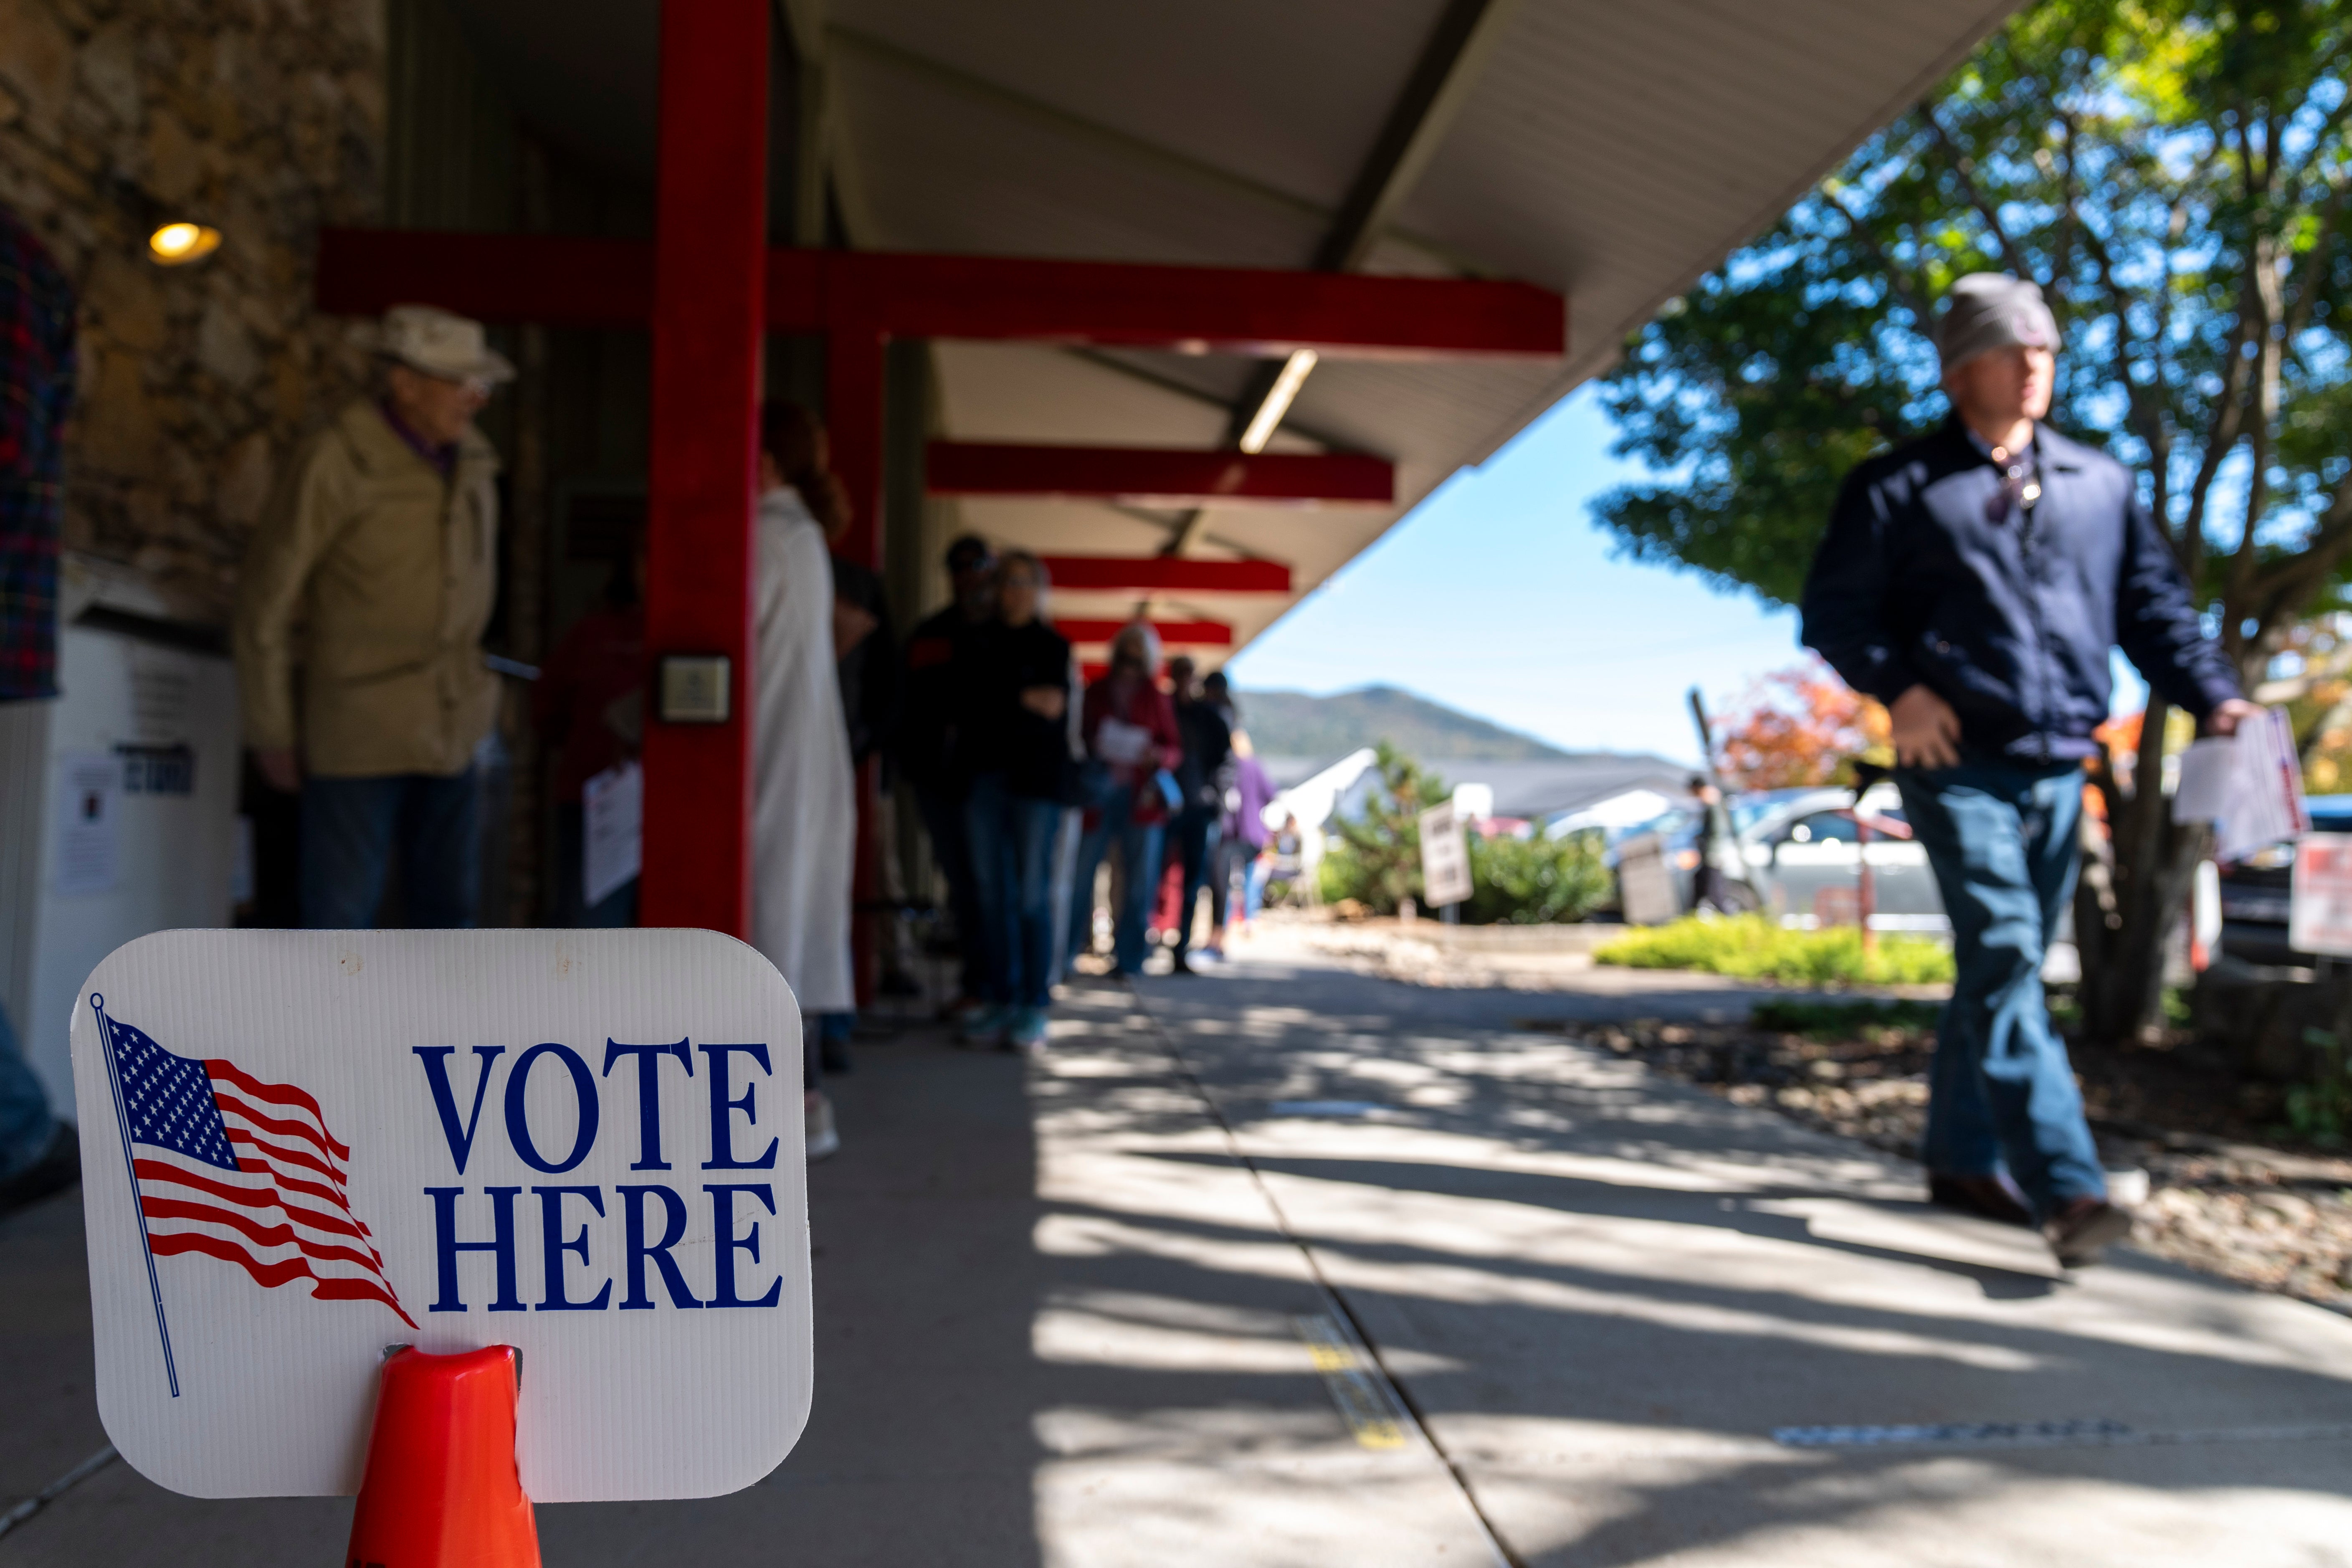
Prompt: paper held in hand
<box><xmin>2173</xmin><ymin>707</ymin><xmax>2308</xmax><ymax>862</ymax></box>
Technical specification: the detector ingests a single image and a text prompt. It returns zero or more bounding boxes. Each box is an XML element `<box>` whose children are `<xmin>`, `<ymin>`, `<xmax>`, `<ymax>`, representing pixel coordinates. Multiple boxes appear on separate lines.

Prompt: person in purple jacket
<box><xmin>1203</xmin><ymin>676</ymin><xmax>1275</xmax><ymax>959</ymax></box>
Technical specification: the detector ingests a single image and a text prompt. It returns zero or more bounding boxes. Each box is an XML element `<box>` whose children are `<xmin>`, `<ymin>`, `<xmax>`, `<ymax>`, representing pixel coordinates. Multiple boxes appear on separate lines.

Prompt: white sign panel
<box><xmin>72</xmin><ymin>929</ymin><xmax>810</xmax><ymax>1503</ymax></box>
<box><xmin>2291</xmin><ymin>833</ymin><xmax>2352</xmax><ymax>958</ymax></box>
<box><xmin>1418</xmin><ymin>801</ymin><xmax>1472</xmax><ymax>908</ymax></box>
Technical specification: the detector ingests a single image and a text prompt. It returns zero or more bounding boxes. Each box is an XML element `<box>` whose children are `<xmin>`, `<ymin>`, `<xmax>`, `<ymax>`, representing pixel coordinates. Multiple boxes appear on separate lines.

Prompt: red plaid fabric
<box><xmin>0</xmin><ymin>206</ymin><xmax>76</xmax><ymax>702</ymax></box>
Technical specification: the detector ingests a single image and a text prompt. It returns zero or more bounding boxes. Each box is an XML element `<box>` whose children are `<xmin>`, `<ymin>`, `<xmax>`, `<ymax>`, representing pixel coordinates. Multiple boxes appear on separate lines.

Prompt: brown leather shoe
<box><xmin>2046</xmin><ymin>1196</ymin><xmax>2133</xmax><ymax>1267</ymax></box>
<box><xmin>1927</xmin><ymin>1172</ymin><xmax>2035</xmax><ymax>1228</ymax></box>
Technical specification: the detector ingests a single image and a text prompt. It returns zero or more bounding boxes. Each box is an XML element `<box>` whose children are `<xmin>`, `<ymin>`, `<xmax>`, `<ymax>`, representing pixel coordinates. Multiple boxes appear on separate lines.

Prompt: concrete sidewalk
<box><xmin>4</xmin><ymin>945</ymin><xmax>2350</xmax><ymax>1564</ymax></box>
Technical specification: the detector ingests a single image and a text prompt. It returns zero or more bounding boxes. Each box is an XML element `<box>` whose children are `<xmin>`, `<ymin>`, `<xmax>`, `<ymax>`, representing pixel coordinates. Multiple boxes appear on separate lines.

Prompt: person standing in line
<box><xmin>234</xmin><ymin>305</ymin><xmax>512</xmax><ymax>930</ymax></box>
<box><xmin>749</xmin><ymin>402</ymin><xmax>858</xmax><ymax>1161</ymax></box>
<box><xmin>0</xmin><ymin>201</ymin><xmax>79</xmax><ymax>1213</ymax></box>
<box><xmin>1205</xmin><ymin>723</ymin><xmax>1275</xmax><ymax>959</ymax></box>
<box><xmin>1162</xmin><ymin>655</ymin><xmax>1232</xmax><ymax>975</ymax></box>
<box><xmin>1800</xmin><ymin>273</ymin><xmax>2255</xmax><ymax>1267</ymax></box>
<box><xmin>959</xmin><ymin>552</ymin><xmax>1076</xmax><ymax>1051</ymax></box>
<box><xmin>534</xmin><ymin>527</ymin><xmax>644</xmax><ymax>926</ymax></box>
<box><xmin>897</xmin><ymin>535</ymin><xmax>998</xmax><ymax>1019</ymax></box>
<box><xmin>1069</xmin><ymin>622</ymin><xmax>1182</xmax><ymax>977</ymax></box>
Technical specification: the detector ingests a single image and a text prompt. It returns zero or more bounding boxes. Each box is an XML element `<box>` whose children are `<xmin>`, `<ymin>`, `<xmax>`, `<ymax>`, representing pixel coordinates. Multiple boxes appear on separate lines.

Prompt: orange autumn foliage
<box><xmin>1712</xmin><ymin>662</ymin><xmax>1892</xmax><ymax>790</ymax></box>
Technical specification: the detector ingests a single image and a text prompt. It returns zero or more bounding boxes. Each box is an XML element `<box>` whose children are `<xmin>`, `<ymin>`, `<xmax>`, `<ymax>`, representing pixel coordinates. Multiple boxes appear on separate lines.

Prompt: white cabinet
<box><xmin>0</xmin><ymin>622</ymin><xmax>240</xmax><ymax>1112</ymax></box>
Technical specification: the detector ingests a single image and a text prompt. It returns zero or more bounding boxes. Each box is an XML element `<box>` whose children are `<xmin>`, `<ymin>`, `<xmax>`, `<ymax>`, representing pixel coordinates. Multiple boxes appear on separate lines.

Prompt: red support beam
<box><xmin>927</xmin><ymin>443</ymin><xmax>1392</xmax><ymax>507</ymax></box>
<box><xmin>315</xmin><ymin>231</ymin><xmax>653</xmax><ymax>325</ymax></box>
<box><xmin>1037</xmin><ymin>556</ymin><xmax>1292</xmax><ymax>594</ymax></box>
<box><xmin>841</xmin><ymin>251</ymin><xmax>1562</xmax><ymax>360</ymax></box>
<box><xmin>637</xmin><ymin>0</ymin><xmax>767</xmax><ymax>936</ymax></box>
<box><xmin>314</xmin><ymin>231</ymin><xmax>1566</xmax><ymax>360</ymax></box>
<box><xmin>1056</xmin><ymin>619</ymin><xmax>1233</xmax><ymax>647</ymax></box>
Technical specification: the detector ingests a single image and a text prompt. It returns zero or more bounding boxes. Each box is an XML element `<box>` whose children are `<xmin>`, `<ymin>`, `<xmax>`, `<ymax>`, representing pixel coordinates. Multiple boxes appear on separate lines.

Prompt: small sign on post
<box><xmin>72</xmin><ymin>929</ymin><xmax>812</xmax><ymax>1505</ymax></box>
<box><xmin>2291</xmin><ymin>834</ymin><xmax>2352</xmax><ymax>957</ymax></box>
<box><xmin>1418</xmin><ymin>801</ymin><xmax>1472</xmax><ymax>910</ymax></box>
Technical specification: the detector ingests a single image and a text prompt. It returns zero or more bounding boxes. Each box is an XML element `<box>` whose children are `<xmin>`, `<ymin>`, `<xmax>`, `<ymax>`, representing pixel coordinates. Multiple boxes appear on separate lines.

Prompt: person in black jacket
<box><xmin>1800</xmin><ymin>272</ymin><xmax>2256</xmax><ymax>1268</ymax></box>
<box><xmin>960</xmin><ymin>551</ymin><xmax>1077</xmax><ymax>1052</ymax></box>
<box><xmin>1163</xmin><ymin>656</ymin><xmax>1232</xmax><ymax>975</ymax></box>
<box><xmin>897</xmin><ymin>536</ymin><xmax>997</xmax><ymax>1015</ymax></box>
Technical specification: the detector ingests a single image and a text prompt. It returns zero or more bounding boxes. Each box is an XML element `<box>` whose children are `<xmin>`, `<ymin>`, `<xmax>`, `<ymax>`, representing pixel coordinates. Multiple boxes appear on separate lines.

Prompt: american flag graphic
<box><xmin>93</xmin><ymin>996</ymin><xmax>417</xmax><ymax>1361</ymax></box>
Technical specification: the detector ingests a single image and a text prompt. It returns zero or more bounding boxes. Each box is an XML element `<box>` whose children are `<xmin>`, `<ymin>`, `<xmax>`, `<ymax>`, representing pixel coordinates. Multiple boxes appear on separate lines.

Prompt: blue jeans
<box><xmin>300</xmin><ymin>769</ymin><xmax>481</xmax><ymax>929</ymax></box>
<box><xmin>966</xmin><ymin>772</ymin><xmax>1064</xmax><ymax>1008</ymax></box>
<box><xmin>1069</xmin><ymin>785</ymin><xmax>1164</xmax><ymax>976</ymax></box>
<box><xmin>1896</xmin><ymin>757</ymin><xmax>2105</xmax><ymax>1217</ymax></box>
<box><xmin>1167</xmin><ymin>808</ymin><xmax>1220</xmax><ymax>959</ymax></box>
<box><xmin>0</xmin><ymin>1001</ymin><xmax>58</xmax><ymax>1180</ymax></box>
<box><xmin>915</xmin><ymin>780</ymin><xmax>988</xmax><ymax>1003</ymax></box>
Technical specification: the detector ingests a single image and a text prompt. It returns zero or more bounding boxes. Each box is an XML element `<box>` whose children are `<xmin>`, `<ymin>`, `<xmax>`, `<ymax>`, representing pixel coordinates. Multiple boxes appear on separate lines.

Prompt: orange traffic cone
<box><xmin>345</xmin><ymin>1346</ymin><xmax>540</xmax><ymax>1568</ymax></box>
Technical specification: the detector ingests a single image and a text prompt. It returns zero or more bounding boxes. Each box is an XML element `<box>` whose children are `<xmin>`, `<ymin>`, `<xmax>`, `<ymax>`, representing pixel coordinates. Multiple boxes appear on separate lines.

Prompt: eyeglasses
<box><xmin>1985</xmin><ymin>443</ymin><xmax>2042</xmax><ymax>524</ymax></box>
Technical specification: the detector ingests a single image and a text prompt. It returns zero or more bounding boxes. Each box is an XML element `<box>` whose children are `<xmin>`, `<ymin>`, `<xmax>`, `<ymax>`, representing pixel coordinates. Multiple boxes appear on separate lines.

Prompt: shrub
<box><xmin>1750</xmin><ymin>998</ymin><xmax>1943</xmax><ymax>1036</ymax></box>
<box><xmin>1315</xmin><ymin>744</ymin><xmax>1615</xmax><ymax>923</ymax></box>
<box><xmin>1316</xmin><ymin>743</ymin><xmax>1448</xmax><ymax>914</ymax></box>
<box><xmin>1595</xmin><ymin>914</ymin><xmax>1953</xmax><ymax>987</ymax></box>
<box><xmin>1464</xmin><ymin>826</ymin><xmax>1614</xmax><ymax>925</ymax></box>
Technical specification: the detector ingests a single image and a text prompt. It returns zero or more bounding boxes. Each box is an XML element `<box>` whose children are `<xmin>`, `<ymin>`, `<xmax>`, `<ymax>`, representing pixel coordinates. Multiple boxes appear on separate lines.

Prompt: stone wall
<box><xmin>0</xmin><ymin>0</ymin><xmax>385</xmax><ymax>625</ymax></box>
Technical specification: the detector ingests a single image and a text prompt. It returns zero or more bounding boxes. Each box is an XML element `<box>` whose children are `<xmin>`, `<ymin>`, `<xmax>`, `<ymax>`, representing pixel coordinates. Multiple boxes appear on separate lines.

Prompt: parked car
<box><xmin>2216</xmin><ymin>794</ymin><xmax>2352</xmax><ymax>967</ymax></box>
<box><xmin>1607</xmin><ymin>784</ymin><xmax>1947</xmax><ymax>930</ymax></box>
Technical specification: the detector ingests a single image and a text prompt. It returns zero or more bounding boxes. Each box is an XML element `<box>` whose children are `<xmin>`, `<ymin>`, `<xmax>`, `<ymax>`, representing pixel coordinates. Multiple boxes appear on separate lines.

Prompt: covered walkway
<box><xmin>9</xmin><ymin>948</ymin><xmax>2352</xmax><ymax>1564</ymax></box>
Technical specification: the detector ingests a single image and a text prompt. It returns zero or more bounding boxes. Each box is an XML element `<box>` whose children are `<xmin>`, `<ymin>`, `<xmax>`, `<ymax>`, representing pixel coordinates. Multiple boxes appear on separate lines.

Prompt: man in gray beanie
<box><xmin>1800</xmin><ymin>272</ymin><xmax>2255</xmax><ymax>1267</ymax></box>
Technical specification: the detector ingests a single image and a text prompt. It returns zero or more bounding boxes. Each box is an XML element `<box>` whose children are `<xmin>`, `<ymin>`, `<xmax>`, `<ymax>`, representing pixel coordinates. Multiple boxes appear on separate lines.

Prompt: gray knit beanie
<box><xmin>1935</xmin><ymin>273</ymin><xmax>2059</xmax><ymax>371</ymax></box>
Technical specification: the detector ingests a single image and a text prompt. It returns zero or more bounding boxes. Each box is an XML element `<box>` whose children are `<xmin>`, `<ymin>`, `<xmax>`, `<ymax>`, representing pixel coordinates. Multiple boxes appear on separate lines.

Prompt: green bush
<box><xmin>1317</xmin><ymin>743</ymin><xmax>1447</xmax><ymax>913</ymax></box>
<box><xmin>1595</xmin><ymin>914</ymin><xmax>1954</xmax><ymax>987</ymax></box>
<box><xmin>1750</xmin><ymin>997</ymin><xmax>1943</xmax><ymax>1035</ymax></box>
<box><xmin>1314</xmin><ymin>742</ymin><xmax>1615</xmax><ymax>923</ymax></box>
<box><xmin>1465</xmin><ymin>827</ymin><xmax>1614</xmax><ymax>925</ymax></box>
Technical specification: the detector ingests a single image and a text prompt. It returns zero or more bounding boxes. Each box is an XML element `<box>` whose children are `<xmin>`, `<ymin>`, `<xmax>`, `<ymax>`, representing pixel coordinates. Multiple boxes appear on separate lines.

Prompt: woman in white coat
<box><xmin>752</xmin><ymin>403</ymin><xmax>856</xmax><ymax>1160</ymax></box>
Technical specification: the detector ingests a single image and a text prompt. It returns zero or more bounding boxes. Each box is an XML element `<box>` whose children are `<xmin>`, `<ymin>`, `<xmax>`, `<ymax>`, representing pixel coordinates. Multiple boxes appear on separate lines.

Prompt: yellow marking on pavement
<box><xmin>1296</xmin><ymin>1315</ymin><xmax>1408</xmax><ymax>1449</ymax></box>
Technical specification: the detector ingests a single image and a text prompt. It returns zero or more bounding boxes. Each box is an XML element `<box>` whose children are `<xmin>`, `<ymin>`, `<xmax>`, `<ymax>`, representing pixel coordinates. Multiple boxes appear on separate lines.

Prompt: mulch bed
<box><xmin>1528</xmin><ymin>1006</ymin><xmax>2352</xmax><ymax>1312</ymax></box>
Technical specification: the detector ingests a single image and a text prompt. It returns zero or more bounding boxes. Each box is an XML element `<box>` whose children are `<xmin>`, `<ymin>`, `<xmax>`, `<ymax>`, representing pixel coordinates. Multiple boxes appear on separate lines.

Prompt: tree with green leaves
<box><xmin>1317</xmin><ymin>743</ymin><xmax>1447</xmax><ymax>913</ymax></box>
<box><xmin>1595</xmin><ymin>0</ymin><xmax>2352</xmax><ymax>1040</ymax></box>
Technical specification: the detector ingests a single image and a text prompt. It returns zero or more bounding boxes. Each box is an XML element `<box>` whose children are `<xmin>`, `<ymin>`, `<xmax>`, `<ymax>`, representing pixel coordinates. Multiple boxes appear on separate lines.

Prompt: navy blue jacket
<box><xmin>1800</xmin><ymin>418</ymin><xmax>2240</xmax><ymax>761</ymax></box>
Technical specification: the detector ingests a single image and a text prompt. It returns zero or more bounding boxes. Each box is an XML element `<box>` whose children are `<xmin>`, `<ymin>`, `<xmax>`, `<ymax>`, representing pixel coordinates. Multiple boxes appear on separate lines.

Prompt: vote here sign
<box><xmin>70</xmin><ymin>929</ymin><xmax>811</xmax><ymax>1503</ymax></box>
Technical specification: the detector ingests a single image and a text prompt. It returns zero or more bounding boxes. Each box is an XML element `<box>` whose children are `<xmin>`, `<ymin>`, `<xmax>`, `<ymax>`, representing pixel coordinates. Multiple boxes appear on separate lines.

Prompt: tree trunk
<box><xmin>2074</xmin><ymin>694</ymin><xmax>2202</xmax><ymax>1043</ymax></box>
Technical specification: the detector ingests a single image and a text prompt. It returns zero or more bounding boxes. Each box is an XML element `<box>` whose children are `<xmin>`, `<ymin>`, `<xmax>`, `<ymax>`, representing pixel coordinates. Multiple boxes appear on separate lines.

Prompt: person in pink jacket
<box><xmin>1067</xmin><ymin>623</ymin><xmax>1182</xmax><ymax>976</ymax></box>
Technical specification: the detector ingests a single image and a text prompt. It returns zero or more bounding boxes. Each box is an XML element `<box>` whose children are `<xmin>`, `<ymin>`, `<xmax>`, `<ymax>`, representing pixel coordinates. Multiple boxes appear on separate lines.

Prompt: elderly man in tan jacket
<box><xmin>233</xmin><ymin>306</ymin><xmax>513</xmax><ymax>928</ymax></box>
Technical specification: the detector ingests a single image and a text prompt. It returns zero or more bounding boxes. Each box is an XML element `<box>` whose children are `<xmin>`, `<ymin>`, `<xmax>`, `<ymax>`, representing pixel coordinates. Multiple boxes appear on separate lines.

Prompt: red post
<box><xmin>639</xmin><ymin>0</ymin><xmax>770</xmax><ymax>935</ymax></box>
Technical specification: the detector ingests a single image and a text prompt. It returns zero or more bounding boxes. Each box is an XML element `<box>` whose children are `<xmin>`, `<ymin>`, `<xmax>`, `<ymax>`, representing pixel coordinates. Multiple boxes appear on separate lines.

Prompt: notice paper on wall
<box><xmin>582</xmin><ymin>760</ymin><xmax>643</xmax><ymax>907</ymax></box>
<box><xmin>2175</xmin><ymin>707</ymin><xmax>2308</xmax><ymax>861</ymax></box>
<box><xmin>53</xmin><ymin>750</ymin><xmax>122</xmax><ymax>895</ymax></box>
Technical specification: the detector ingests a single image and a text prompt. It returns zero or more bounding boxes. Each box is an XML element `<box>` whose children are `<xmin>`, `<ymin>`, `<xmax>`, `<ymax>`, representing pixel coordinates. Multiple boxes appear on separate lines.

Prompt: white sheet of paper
<box><xmin>1095</xmin><ymin>717</ymin><xmax>1151</xmax><ymax>767</ymax></box>
<box><xmin>2172</xmin><ymin>737</ymin><xmax>2234</xmax><ymax>824</ymax></box>
<box><xmin>2214</xmin><ymin>708</ymin><xmax>2309</xmax><ymax>862</ymax></box>
<box><xmin>53</xmin><ymin>750</ymin><xmax>122</xmax><ymax>895</ymax></box>
<box><xmin>582</xmin><ymin>760</ymin><xmax>643</xmax><ymax>907</ymax></box>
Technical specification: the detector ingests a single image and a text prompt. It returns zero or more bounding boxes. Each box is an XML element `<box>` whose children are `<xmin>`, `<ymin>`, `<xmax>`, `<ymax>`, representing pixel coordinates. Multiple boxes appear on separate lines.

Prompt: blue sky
<box><xmin>1227</xmin><ymin>385</ymin><xmax>1806</xmax><ymax>765</ymax></box>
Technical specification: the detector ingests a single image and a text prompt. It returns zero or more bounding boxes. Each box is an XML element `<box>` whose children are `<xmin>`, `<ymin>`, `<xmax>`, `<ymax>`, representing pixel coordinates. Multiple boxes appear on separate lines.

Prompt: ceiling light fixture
<box><xmin>147</xmin><ymin>221</ymin><xmax>223</xmax><ymax>266</ymax></box>
<box><xmin>1238</xmin><ymin>348</ymin><xmax>1318</xmax><ymax>454</ymax></box>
